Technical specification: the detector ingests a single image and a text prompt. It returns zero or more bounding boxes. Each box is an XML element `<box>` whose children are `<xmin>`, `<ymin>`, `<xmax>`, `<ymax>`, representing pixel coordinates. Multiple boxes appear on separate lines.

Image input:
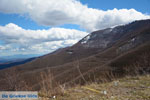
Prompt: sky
<box><xmin>0</xmin><ymin>0</ymin><xmax>150</xmax><ymax>57</ymax></box>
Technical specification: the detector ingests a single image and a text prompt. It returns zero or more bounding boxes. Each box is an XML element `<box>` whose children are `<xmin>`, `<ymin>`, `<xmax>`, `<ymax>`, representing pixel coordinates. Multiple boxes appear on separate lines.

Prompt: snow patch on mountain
<box><xmin>81</xmin><ymin>35</ymin><xmax>91</xmax><ymax>44</ymax></box>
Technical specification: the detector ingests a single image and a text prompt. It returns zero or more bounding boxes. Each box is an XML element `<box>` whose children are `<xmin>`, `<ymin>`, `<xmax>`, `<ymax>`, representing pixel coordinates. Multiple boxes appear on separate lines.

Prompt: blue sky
<box><xmin>81</xmin><ymin>0</ymin><xmax>150</xmax><ymax>14</ymax></box>
<box><xmin>0</xmin><ymin>13</ymin><xmax>50</xmax><ymax>30</ymax></box>
<box><xmin>0</xmin><ymin>0</ymin><xmax>150</xmax><ymax>57</ymax></box>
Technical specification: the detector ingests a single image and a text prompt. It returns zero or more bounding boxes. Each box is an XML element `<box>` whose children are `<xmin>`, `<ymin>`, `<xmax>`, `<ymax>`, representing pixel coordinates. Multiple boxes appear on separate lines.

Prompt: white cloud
<box><xmin>0</xmin><ymin>0</ymin><xmax>149</xmax><ymax>32</ymax></box>
<box><xmin>0</xmin><ymin>45</ymin><xmax>11</xmax><ymax>50</ymax></box>
<box><xmin>0</xmin><ymin>23</ymin><xmax>88</xmax><ymax>55</ymax></box>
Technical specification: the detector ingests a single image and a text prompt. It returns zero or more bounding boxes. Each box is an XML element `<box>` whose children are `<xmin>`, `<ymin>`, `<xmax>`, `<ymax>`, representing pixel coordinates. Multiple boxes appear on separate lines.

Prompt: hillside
<box><xmin>0</xmin><ymin>19</ymin><xmax>150</xmax><ymax>90</ymax></box>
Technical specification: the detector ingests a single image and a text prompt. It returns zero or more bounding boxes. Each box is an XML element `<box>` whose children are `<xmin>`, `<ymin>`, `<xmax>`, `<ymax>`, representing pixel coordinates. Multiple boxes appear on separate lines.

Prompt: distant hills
<box><xmin>0</xmin><ymin>19</ymin><xmax>150</xmax><ymax>90</ymax></box>
<box><xmin>0</xmin><ymin>54</ymin><xmax>40</xmax><ymax>69</ymax></box>
<box><xmin>0</xmin><ymin>57</ymin><xmax>36</xmax><ymax>70</ymax></box>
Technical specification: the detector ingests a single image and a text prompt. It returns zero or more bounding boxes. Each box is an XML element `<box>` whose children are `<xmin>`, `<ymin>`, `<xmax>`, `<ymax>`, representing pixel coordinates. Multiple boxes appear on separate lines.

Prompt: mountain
<box><xmin>0</xmin><ymin>58</ymin><xmax>10</xmax><ymax>64</ymax></box>
<box><xmin>0</xmin><ymin>19</ymin><xmax>150</xmax><ymax>90</ymax></box>
<box><xmin>0</xmin><ymin>57</ymin><xmax>36</xmax><ymax>70</ymax></box>
<box><xmin>0</xmin><ymin>54</ymin><xmax>41</xmax><ymax>70</ymax></box>
<box><xmin>0</xmin><ymin>54</ymin><xmax>41</xmax><ymax>64</ymax></box>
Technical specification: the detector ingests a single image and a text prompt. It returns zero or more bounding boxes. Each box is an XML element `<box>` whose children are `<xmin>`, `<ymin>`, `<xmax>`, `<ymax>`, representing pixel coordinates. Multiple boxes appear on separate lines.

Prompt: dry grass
<box><xmin>46</xmin><ymin>74</ymin><xmax>150</xmax><ymax>100</ymax></box>
<box><xmin>38</xmin><ymin>70</ymin><xmax>66</xmax><ymax>99</ymax></box>
<box><xmin>3</xmin><ymin>68</ymin><xmax>150</xmax><ymax>100</ymax></box>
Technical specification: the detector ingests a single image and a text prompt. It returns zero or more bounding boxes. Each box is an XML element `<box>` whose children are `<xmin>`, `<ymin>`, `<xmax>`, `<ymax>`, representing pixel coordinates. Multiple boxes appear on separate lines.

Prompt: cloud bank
<box><xmin>0</xmin><ymin>0</ymin><xmax>149</xmax><ymax>32</ymax></box>
<box><xmin>0</xmin><ymin>23</ymin><xmax>88</xmax><ymax>55</ymax></box>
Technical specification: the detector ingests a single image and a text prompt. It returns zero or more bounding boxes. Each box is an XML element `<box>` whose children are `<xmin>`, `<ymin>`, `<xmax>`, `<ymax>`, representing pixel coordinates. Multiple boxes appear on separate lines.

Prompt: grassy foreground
<box><xmin>41</xmin><ymin>75</ymin><xmax>150</xmax><ymax>100</ymax></box>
